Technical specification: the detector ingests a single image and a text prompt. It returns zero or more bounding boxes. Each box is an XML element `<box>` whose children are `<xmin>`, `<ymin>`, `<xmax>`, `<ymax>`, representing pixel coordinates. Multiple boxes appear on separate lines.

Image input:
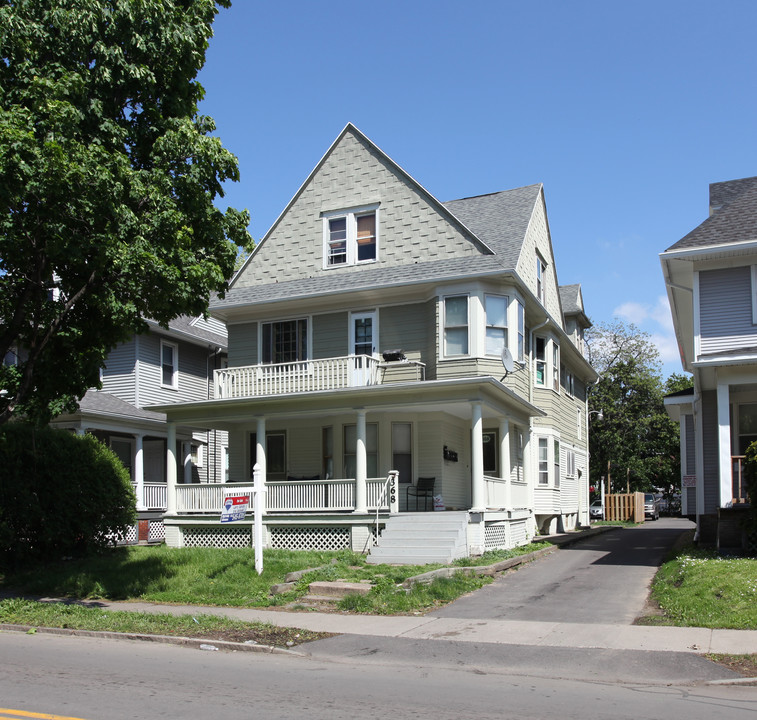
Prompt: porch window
<box><xmin>190</xmin><ymin>443</ymin><xmax>203</xmax><ymax>468</ymax></box>
<box><xmin>538</xmin><ymin>438</ymin><xmax>549</xmax><ymax>485</ymax></box>
<box><xmin>344</xmin><ymin>423</ymin><xmax>378</xmax><ymax>478</ymax></box>
<box><xmin>737</xmin><ymin>403</ymin><xmax>757</xmax><ymax>454</ymax></box>
<box><xmin>483</xmin><ymin>431</ymin><xmax>497</xmax><ymax>474</ymax></box>
<box><xmin>322</xmin><ymin>426</ymin><xmax>333</xmax><ymax>479</ymax></box>
<box><xmin>566</xmin><ymin>448</ymin><xmax>576</xmax><ymax>477</ymax></box>
<box><xmin>249</xmin><ymin>432</ymin><xmax>286</xmax><ymax>481</ymax></box>
<box><xmin>485</xmin><ymin>295</ymin><xmax>508</xmax><ymax>356</ymax></box>
<box><xmin>262</xmin><ymin>318</ymin><xmax>308</xmax><ymax>364</ymax></box>
<box><xmin>161</xmin><ymin>340</ymin><xmax>178</xmax><ymax>389</ymax></box>
<box><xmin>444</xmin><ymin>295</ymin><xmax>469</xmax><ymax>356</ymax></box>
<box><xmin>392</xmin><ymin>422</ymin><xmax>412</xmax><ymax>484</ymax></box>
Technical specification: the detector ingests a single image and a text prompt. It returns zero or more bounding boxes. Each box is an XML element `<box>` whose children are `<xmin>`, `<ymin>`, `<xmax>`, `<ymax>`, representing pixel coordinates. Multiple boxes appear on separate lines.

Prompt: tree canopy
<box><xmin>586</xmin><ymin>320</ymin><xmax>692</xmax><ymax>495</ymax></box>
<box><xmin>0</xmin><ymin>0</ymin><xmax>251</xmax><ymax>424</ymax></box>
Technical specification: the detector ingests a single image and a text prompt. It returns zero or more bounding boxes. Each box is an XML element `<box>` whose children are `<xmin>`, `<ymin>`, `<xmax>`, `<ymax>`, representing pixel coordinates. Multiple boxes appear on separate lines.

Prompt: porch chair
<box><xmin>406</xmin><ymin>476</ymin><xmax>435</xmax><ymax>511</ymax></box>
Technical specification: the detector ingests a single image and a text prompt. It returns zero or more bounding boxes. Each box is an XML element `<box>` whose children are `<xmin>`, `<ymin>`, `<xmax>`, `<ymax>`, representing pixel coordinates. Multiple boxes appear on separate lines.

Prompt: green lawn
<box><xmin>649</xmin><ymin>547</ymin><xmax>757</xmax><ymax>630</ymax></box>
<box><xmin>0</xmin><ymin>543</ymin><xmax>549</xmax><ymax>615</ymax></box>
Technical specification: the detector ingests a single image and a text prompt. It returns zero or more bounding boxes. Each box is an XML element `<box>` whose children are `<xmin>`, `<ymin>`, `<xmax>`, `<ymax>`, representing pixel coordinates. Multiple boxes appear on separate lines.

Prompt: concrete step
<box><xmin>376</xmin><ymin>536</ymin><xmax>466</xmax><ymax>548</ymax></box>
<box><xmin>307</xmin><ymin>581</ymin><xmax>372</xmax><ymax>598</ymax></box>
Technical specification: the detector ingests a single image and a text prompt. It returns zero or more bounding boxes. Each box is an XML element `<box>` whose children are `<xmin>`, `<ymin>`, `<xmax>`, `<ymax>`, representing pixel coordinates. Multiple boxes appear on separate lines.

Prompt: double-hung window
<box><xmin>538</xmin><ymin>438</ymin><xmax>549</xmax><ymax>485</ymax></box>
<box><xmin>535</xmin><ymin>337</ymin><xmax>546</xmax><ymax>385</ymax></box>
<box><xmin>552</xmin><ymin>344</ymin><xmax>560</xmax><ymax>392</ymax></box>
<box><xmin>485</xmin><ymin>295</ymin><xmax>508</xmax><ymax>356</ymax></box>
<box><xmin>344</xmin><ymin>423</ymin><xmax>378</xmax><ymax>478</ymax></box>
<box><xmin>516</xmin><ymin>301</ymin><xmax>525</xmax><ymax>361</ymax></box>
<box><xmin>444</xmin><ymin>295</ymin><xmax>469</xmax><ymax>356</ymax></box>
<box><xmin>261</xmin><ymin>318</ymin><xmax>308</xmax><ymax>364</ymax></box>
<box><xmin>554</xmin><ymin>439</ymin><xmax>561</xmax><ymax>488</ymax></box>
<box><xmin>324</xmin><ymin>206</ymin><xmax>378</xmax><ymax>267</ymax></box>
<box><xmin>536</xmin><ymin>255</ymin><xmax>546</xmax><ymax>304</ymax></box>
<box><xmin>161</xmin><ymin>340</ymin><xmax>178</xmax><ymax>389</ymax></box>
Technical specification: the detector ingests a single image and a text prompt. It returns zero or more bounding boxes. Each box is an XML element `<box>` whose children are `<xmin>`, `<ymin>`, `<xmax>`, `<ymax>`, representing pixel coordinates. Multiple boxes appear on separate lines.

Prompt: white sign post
<box><xmin>252</xmin><ymin>463</ymin><xmax>267</xmax><ymax>575</ymax></box>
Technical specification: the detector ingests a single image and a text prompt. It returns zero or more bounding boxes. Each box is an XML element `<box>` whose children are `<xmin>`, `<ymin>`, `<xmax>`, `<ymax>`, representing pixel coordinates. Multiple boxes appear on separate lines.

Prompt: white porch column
<box><xmin>134</xmin><ymin>434</ymin><xmax>146</xmax><ymax>511</ymax></box>
<box><xmin>471</xmin><ymin>401</ymin><xmax>485</xmax><ymax>511</ymax></box>
<box><xmin>716</xmin><ymin>381</ymin><xmax>732</xmax><ymax>507</ymax></box>
<box><xmin>256</xmin><ymin>416</ymin><xmax>267</xmax><ymax>487</ymax></box>
<box><xmin>354</xmin><ymin>409</ymin><xmax>368</xmax><ymax>514</ymax></box>
<box><xmin>183</xmin><ymin>442</ymin><xmax>192</xmax><ymax>484</ymax></box>
<box><xmin>166</xmin><ymin>422</ymin><xmax>177</xmax><ymax>514</ymax></box>
<box><xmin>499</xmin><ymin>418</ymin><xmax>511</xmax><ymax>510</ymax></box>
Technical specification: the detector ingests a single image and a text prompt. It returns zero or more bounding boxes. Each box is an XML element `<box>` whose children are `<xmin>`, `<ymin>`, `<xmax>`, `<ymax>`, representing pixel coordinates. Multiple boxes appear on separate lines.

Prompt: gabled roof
<box><xmin>76</xmin><ymin>390</ymin><xmax>165</xmax><ymax>423</ymax></box>
<box><xmin>665</xmin><ymin>176</ymin><xmax>757</xmax><ymax>252</ymax></box>
<box><xmin>559</xmin><ymin>284</ymin><xmax>583</xmax><ymax>315</ymax></box>
<box><xmin>146</xmin><ymin>313</ymin><xmax>227</xmax><ymax>348</ymax></box>
<box><xmin>442</xmin><ymin>185</ymin><xmax>542</xmax><ymax>269</ymax></box>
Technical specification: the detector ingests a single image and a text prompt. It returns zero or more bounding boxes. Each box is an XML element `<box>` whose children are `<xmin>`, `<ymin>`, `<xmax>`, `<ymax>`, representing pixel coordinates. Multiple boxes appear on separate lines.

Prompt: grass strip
<box><xmin>0</xmin><ymin>598</ymin><xmax>328</xmax><ymax>646</ymax></box>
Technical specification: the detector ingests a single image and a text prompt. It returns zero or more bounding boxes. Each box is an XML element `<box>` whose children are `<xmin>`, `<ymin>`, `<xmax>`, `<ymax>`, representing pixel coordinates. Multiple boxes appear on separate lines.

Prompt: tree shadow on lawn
<box><xmin>0</xmin><ymin>546</ymin><xmax>179</xmax><ymax>601</ymax></box>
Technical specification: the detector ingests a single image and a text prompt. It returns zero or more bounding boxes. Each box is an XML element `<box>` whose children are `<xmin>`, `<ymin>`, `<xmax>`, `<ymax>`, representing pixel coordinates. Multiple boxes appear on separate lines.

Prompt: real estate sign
<box><xmin>221</xmin><ymin>493</ymin><xmax>250</xmax><ymax>523</ymax></box>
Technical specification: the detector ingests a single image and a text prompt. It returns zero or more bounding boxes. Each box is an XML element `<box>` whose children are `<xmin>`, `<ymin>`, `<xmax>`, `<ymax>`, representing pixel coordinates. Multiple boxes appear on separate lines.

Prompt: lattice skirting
<box><xmin>148</xmin><ymin>521</ymin><xmax>165</xmax><ymax>542</ymax></box>
<box><xmin>270</xmin><ymin>526</ymin><xmax>351</xmax><ymax>551</ymax></box>
<box><xmin>484</xmin><ymin>519</ymin><xmax>528</xmax><ymax>550</ymax></box>
<box><xmin>122</xmin><ymin>525</ymin><xmax>138</xmax><ymax>544</ymax></box>
<box><xmin>184</xmin><ymin>526</ymin><xmax>254</xmax><ymax>548</ymax></box>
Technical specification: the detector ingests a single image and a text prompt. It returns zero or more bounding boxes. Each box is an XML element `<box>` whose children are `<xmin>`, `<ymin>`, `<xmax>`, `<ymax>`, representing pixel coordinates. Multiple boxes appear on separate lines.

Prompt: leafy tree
<box><xmin>587</xmin><ymin>321</ymin><xmax>692</xmax><ymax>495</ymax></box>
<box><xmin>0</xmin><ymin>0</ymin><xmax>251</xmax><ymax>425</ymax></box>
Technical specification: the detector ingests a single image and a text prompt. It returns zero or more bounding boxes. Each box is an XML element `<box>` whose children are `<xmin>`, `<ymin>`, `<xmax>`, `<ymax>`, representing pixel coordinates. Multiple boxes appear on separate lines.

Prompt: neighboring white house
<box><xmin>661</xmin><ymin>176</ymin><xmax>756</xmax><ymax>550</ymax></box>
<box><xmin>152</xmin><ymin>124</ymin><xmax>597</xmax><ymax>562</ymax></box>
<box><xmin>51</xmin><ymin>314</ymin><xmax>229</xmax><ymax>543</ymax></box>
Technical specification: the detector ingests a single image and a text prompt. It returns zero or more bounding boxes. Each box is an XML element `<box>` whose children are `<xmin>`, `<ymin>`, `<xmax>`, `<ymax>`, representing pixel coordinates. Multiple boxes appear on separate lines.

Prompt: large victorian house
<box><xmin>153</xmin><ymin>125</ymin><xmax>596</xmax><ymax>563</ymax></box>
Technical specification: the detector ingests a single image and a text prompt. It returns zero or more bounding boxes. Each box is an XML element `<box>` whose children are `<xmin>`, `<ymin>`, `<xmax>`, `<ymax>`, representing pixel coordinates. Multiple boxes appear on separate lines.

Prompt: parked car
<box><xmin>644</xmin><ymin>493</ymin><xmax>660</xmax><ymax>521</ymax></box>
<box><xmin>589</xmin><ymin>500</ymin><xmax>604</xmax><ymax>520</ymax></box>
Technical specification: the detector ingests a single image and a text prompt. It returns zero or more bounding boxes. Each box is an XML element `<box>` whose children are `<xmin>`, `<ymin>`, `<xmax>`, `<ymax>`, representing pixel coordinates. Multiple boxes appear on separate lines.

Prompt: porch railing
<box><xmin>484</xmin><ymin>475</ymin><xmax>529</xmax><ymax>510</ymax></box>
<box><xmin>174</xmin><ymin>477</ymin><xmax>396</xmax><ymax>514</ymax></box>
<box><xmin>215</xmin><ymin>355</ymin><xmax>381</xmax><ymax>399</ymax></box>
<box><xmin>731</xmin><ymin>456</ymin><xmax>751</xmax><ymax>504</ymax></box>
<box><xmin>133</xmin><ymin>482</ymin><xmax>167</xmax><ymax>510</ymax></box>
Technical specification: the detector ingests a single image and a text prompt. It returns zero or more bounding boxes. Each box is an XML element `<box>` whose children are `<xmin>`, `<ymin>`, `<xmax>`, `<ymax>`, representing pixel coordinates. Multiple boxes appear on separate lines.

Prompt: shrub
<box><xmin>743</xmin><ymin>441</ymin><xmax>757</xmax><ymax>541</ymax></box>
<box><xmin>0</xmin><ymin>423</ymin><xmax>136</xmax><ymax>567</ymax></box>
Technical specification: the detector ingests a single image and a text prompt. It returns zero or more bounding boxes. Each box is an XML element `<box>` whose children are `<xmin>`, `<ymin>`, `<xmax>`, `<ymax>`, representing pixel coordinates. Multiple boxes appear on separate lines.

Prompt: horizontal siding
<box><xmin>228</xmin><ymin>322</ymin><xmax>258</xmax><ymax>367</ymax></box>
<box><xmin>313</xmin><ymin>312</ymin><xmax>347</xmax><ymax>359</ymax></box>
<box><xmin>700</xmin><ymin>267</ymin><xmax>757</xmax><ymax>354</ymax></box>
<box><xmin>380</xmin><ymin>303</ymin><xmax>430</xmax><ymax>365</ymax></box>
<box><xmin>101</xmin><ymin>339</ymin><xmax>136</xmax><ymax>405</ymax></box>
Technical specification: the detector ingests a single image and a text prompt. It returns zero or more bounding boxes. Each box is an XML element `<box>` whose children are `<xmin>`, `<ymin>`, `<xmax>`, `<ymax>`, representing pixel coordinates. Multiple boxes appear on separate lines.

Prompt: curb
<box><xmin>0</xmin><ymin>622</ymin><xmax>306</xmax><ymax>656</ymax></box>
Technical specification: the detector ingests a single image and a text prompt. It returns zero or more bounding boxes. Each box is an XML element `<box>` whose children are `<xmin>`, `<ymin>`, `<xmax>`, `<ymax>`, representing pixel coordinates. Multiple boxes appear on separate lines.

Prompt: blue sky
<box><xmin>197</xmin><ymin>0</ymin><xmax>757</xmax><ymax>379</ymax></box>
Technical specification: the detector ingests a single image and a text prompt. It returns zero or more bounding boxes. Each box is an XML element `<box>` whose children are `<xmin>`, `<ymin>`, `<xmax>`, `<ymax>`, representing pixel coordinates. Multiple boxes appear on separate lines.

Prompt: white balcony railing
<box><xmin>174</xmin><ymin>477</ymin><xmax>396</xmax><ymax>514</ymax></box>
<box><xmin>133</xmin><ymin>482</ymin><xmax>167</xmax><ymax>510</ymax></box>
<box><xmin>484</xmin><ymin>476</ymin><xmax>530</xmax><ymax>511</ymax></box>
<box><xmin>215</xmin><ymin>355</ymin><xmax>380</xmax><ymax>399</ymax></box>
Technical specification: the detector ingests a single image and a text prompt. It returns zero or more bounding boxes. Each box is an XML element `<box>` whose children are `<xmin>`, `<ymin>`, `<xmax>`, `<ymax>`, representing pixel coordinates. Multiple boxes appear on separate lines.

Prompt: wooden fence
<box><xmin>604</xmin><ymin>492</ymin><xmax>645</xmax><ymax>523</ymax></box>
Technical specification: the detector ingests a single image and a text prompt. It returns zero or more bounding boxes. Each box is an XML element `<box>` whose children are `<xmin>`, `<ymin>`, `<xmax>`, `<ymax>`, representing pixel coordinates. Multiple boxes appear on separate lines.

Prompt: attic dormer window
<box><xmin>323</xmin><ymin>205</ymin><xmax>379</xmax><ymax>268</ymax></box>
<box><xmin>536</xmin><ymin>255</ymin><xmax>546</xmax><ymax>305</ymax></box>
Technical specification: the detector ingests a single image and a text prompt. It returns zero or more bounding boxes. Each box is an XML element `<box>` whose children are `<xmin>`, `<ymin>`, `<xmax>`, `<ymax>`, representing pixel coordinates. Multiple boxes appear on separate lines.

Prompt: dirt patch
<box><xmin>706</xmin><ymin>654</ymin><xmax>757</xmax><ymax>678</ymax></box>
<box><xmin>183</xmin><ymin>625</ymin><xmax>333</xmax><ymax>647</ymax></box>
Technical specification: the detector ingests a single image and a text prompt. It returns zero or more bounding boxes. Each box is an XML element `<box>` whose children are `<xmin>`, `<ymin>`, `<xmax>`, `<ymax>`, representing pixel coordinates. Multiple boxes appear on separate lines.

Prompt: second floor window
<box><xmin>444</xmin><ymin>295</ymin><xmax>469</xmax><ymax>356</ymax></box>
<box><xmin>535</xmin><ymin>337</ymin><xmax>546</xmax><ymax>385</ymax></box>
<box><xmin>485</xmin><ymin>295</ymin><xmax>508</xmax><ymax>356</ymax></box>
<box><xmin>262</xmin><ymin>319</ymin><xmax>308</xmax><ymax>364</ymax></box>
<box><xmin>161</xmin><ymin>341</ymin><xmax>178</xmax><ymax>389</ymax></box>
<box><xmin>324</xmin><ymin>207</ymin><xmax>378</xmax><ymax>267</ymax></box>
<box><xmin>517</xmin><ymin>300</ymin><xmax>525</xmax><ymax>361</ymax></box>
<box><xmin>538</xmin><ymin>438</ymin><xmax>549</xmax><ymax>485</ymax></box>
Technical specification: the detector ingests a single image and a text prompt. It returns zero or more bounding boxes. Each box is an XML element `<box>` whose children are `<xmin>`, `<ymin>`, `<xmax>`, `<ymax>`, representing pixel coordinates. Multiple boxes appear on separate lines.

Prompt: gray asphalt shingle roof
<box><xmin>77</xmin><ymin>390</ymin><xmax>165</xmax><ymax>422</ymax></box>
<box><xmin>559</xmin><ymin>284</ymin><xmax>582</xmax><ymax>315</ymax></box>
<box><xmin>666</xmin><ymin>176</ymin><xmax>757</xmax><ymax>251</ymax></box>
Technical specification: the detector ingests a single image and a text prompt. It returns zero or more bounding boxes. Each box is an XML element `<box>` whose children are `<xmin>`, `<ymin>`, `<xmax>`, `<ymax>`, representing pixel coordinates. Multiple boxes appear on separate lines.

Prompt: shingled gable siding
<box><xmin>515</xmin><ymin>197</ymin><xmax>562</xmax><ymax>324</ymax></box>
<box><xmin>233</xmin><ymin>131</ymin><xmax>482</xmax><ymax>290</ymax></box>
<box><xmin>699</xmin><ymin>267</ymin><xmax>756</xmax><ymax>355</ymax></box>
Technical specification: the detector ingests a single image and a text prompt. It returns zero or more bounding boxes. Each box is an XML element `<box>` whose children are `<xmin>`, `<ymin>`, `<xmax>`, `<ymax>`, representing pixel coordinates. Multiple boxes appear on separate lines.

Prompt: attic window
<box><xmin>536</xmin><ymin>255</ymin><xmax>547</xmax><ymax>304</ymax></box>
<box><xmin>323</xmin><ymin>206</ymin><xmax>379</xmax><ymax>268</ymax></box>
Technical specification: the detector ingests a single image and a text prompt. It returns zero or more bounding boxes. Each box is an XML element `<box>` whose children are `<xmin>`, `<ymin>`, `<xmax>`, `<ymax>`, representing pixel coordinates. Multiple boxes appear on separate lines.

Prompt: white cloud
<box><xmin>614</xmin><ymin>301</ymin><xmax>649</xmax><ymax>325</ymax></box>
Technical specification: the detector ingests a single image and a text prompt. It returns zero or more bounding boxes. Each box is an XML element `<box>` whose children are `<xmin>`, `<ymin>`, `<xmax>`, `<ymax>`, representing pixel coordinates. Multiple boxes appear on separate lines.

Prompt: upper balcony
<box><xmin>215</xmin><ymin>354</ymin><xmax>425</xmax><ymax>399</ymax></box>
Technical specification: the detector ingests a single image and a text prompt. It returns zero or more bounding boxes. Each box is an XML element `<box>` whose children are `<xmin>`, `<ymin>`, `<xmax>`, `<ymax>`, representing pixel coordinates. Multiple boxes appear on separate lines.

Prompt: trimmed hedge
<box><xmin>0</xmin><ymin>423</ymin><xmax>136</xmax><ymax>567</ymax></box>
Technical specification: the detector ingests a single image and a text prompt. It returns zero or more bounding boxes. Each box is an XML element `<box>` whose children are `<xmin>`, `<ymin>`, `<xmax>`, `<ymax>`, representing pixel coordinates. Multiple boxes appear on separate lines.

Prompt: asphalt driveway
<box><xmin>433</xmin><ymin>517</ymin><xmax>695</xmax><ymax>624</ymax></box>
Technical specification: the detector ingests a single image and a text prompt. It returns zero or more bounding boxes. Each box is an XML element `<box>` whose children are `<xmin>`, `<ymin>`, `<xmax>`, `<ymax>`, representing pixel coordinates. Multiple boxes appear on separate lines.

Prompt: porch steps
<box><xmin>367</xmin><ymin>512</ymin><xmax>469</xmax><ymax>565</ymax></box>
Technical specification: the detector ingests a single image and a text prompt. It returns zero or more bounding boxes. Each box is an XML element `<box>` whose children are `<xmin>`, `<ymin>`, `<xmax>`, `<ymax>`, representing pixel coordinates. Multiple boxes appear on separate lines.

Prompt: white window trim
<box><xmin>322</xmin><ymin>204</ymin><xmax>380</xmax><ymax>269</ymax></box>
<box><xmin>484</xmin><ymin>294</ymin><xmax>509</xmax><ymax>357</ymax></box>
<box><xmin>160</xmin><ymin>340</ymin><xmax>178</xmax><ymax>390</ymax></box>
<box><xmin>442</xmin><ymin>294</ymin><xmax>470</xmax><ymax>358</ymax></box>
<box><xmin>349</xmin><ymin>310</ymin><xmax>379</xmax><ymax>358</ymax></box>
<box><xmin>536</xmin><ymin>255</ymin><xmax>547</xmax><ymax>305</ymax></box>
<box><xmin>258</xmin><ymin>316</ymin><xmax>311</xmax><ymax>365</ymax></box>
<box><xmin>535</xmin><ymin>428</ymin><xmax>561</xmax><ymax>487</ymax></box>
<box><xmin>751</xmin><ymin>265</ymin><xmax>757</xmax><ymax>324</ymax></box>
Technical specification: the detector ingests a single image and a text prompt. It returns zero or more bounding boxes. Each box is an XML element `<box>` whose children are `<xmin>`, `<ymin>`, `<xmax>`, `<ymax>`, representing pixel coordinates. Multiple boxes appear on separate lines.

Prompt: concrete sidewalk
<box><xmin>83</xmin><ymin>598</ymin><xmax>757</xmax><ymax>656</ymax></box>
